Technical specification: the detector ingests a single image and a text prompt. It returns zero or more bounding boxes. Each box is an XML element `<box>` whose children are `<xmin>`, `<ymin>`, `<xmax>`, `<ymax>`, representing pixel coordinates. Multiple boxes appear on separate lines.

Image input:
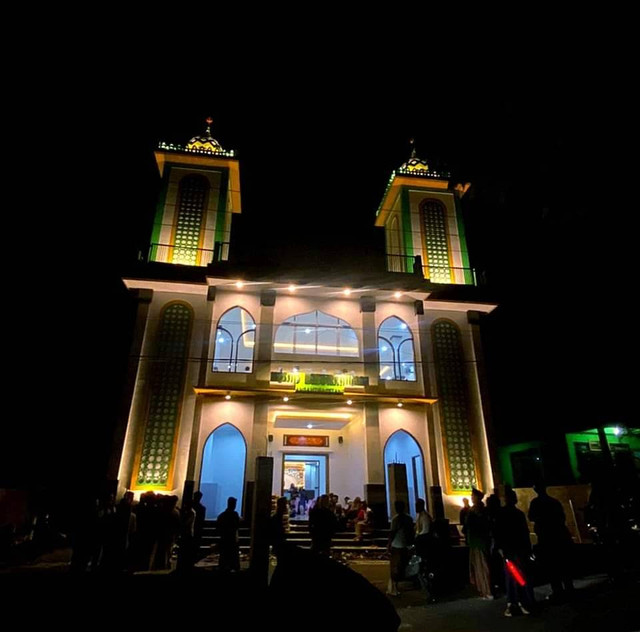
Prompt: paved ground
<box><xmin>3</xmin><ymin>548</ymin><xmax>639</xmax><ymax>631</ymax></box>
<box><xmin>395</xmin><ymin>575</ymin><xmax>639</xmax><ymax>632</ymax></box>
<box><xmin>346</xmin><ymin>559</ymin><xmax>639</xmax><ymax>631</ymax></box>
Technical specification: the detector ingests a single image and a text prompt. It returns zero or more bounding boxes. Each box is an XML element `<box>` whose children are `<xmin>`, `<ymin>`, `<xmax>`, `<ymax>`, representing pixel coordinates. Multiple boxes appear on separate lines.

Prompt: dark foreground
<box><xmin>2</xmin><ymin>548</ymin><xmax>639</xmax><ymax>632</ymax></box>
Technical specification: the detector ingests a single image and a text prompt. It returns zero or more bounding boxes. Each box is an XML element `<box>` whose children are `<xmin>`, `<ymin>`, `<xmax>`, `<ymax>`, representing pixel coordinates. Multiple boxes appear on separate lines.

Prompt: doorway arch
<box><xmin>199</xmin><ymin>424</ymin><xmax>246</xmax><ymax>519</ymax></box>
<box><xmin>384</xmin><ymin>430</ymin><xmax>426</xmax><ymax>518</ymax></box>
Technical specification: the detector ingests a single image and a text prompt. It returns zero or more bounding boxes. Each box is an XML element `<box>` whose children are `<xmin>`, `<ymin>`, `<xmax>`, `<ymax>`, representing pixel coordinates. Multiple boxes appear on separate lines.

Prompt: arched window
<box><xmin>432</xmin><ymin>320</ymin><xmax>477</xmax><ymax>492</ymax></box>
<box><xmin>420</xmin><ymin>199</ymin><xmax>451</xmax><ymax>283</ymax></box>
<box><xmin>136</xmin><ymin>302</ymin><xmax>193</xmax><ymax>489</ymax></box>
<box><xmin>274</xmin><ymin>310</ymin><xmax>359</xmax><ymax>357</ymax></box>
<box><xmin>172</xmin><ymin>174</ymin><xmax>210</xmax><ymax>265</ymax></box>
<box><xmin>199</xmin><ymin>424</ymin><xmax>247</xmax><ymax>519</ymax></box>
<box><xmin>384</xmin><ymin>430</ymin><xmax>426</xmax><ymax>518</ymax></box>
<box><xmin>213</xmin><ymin>307</ymin><xmax>256</xmax><ymax>373</ymax></box>
<box><xmin>378</xmin><ymin>316</ymin><xmax>416</xmax><ymax>381</ymax></box>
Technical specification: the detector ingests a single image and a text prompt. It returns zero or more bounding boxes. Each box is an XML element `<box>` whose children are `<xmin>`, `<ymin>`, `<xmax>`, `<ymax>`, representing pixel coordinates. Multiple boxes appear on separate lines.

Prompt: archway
<box><xmin>384</xmin><ymin>430</ymin><xmax>426</xmax><ymax>518</ymax></box>
<box><xmin>199</xmin><ymin>424</ymin><xmax>246</xmax><ymax>519</ymax></box>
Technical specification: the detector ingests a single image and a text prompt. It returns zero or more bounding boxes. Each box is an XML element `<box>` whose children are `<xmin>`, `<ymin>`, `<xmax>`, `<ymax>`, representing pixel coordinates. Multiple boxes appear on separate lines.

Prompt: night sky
<box><xmin>3</xmin><ymin>50</ymin><xmax>634</xmax><ymax>496</ymax></box>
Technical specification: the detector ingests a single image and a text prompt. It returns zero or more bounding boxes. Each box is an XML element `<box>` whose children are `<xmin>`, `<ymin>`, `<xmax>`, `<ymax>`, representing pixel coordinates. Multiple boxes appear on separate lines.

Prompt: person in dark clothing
<box><xmin>528</xmin><ymin>483</ymin><xmax>574</xmax><ymax>600</ymax></box>
<box><xmin>309</xmin><ymin>494</ymin><xmax>336</xmax><ymax>555</ymax></box>
<box><xmin>217</xmin><ymin>496</ymin><xmax>240</xmax><ymax>572</ymax></box>
<box><xmin>467</xmin><ymin>488</ymin><xmax>492</xmax><ymax>599</ymax></box>
<box><xmin>459</xmin><ymin>497</ymin><xmax>471</xmax><ymax>543</ymax></box>
<box><xmin>269</xmin><ymin>496</ymin><xmax>289</xmax><ymax>559</ymax></box>
<box><xmin>496</xmin><ymin>488</ymin><xmax>534</xmax><ymax>617</ymax></box>
<box><xmin>177</xmin><ymin>497</ymin><xmax>196</xmax><ymax>572</ymax></box>
<box><xmin>387</xmin><ymin>500</ymin><xmax>414</xmax><ymax>596</ymax></box>
<box><xmin>486</xmin><ymin>492</ymin><xmax>504</xmax><ymax>594</ymax></box>
<box><xmin>103</xmin><ymin>491</ymin><xmax>135</xmax><ymax>573</ymax></box>
<box><xmin>297</xmin><ymin>487</ymin><xmax>308</xmax><ymax>516</ymax></box>
<box><xmin>192</xmin><ymin>491</ymin><xmax>206</xmax><ymax>560</ymax></box>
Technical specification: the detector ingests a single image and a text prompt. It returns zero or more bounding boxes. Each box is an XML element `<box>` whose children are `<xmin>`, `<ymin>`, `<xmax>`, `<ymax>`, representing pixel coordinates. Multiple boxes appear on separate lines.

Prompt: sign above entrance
<box><xmin>271</xmin><ymin>371</ymin><xmax>369</xmax><ymax>394</ymax></box>
<box><xmin>284</xmin><ymin>435</ymin><xmax>329</xmax><ymax>447</ymax></box>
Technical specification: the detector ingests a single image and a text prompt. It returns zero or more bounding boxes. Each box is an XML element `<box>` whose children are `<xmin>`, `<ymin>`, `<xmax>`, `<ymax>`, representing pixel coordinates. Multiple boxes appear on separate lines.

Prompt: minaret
<box><xmin>375</xmin><ymin>141</ymin><xmax>473</xmax><ymax>285</ymax></box>
<box><xmin>149</xmin><ymin>118</ymin><xmax>241</xmax><ymax>266</ymax></box>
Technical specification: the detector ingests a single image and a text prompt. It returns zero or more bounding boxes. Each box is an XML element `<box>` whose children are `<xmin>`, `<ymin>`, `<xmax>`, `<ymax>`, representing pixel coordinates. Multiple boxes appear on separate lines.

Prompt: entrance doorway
<box><xmin>282</xmin><ymin>454</ymin><xmax>327</xmax><ymax>520</ymax></box>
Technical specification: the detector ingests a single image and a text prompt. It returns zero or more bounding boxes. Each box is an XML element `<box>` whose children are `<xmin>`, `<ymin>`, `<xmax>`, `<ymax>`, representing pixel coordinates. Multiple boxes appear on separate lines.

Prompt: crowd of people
<box><xmin>459</xmin><ymin>483</ymin><xmax>574</xmax><ymax>616</ymax></box>
<box><xmin>274</xmin><ymin>490</ymin><xmax>376</xmax><ymax>553</ymax></box>
<box><xmin>66</xmin><ymin>479</ymin><xmax>588</xmax><ymax>619</ymax></box>
<box><xmin>69</xmin><ymin>490</ymin><xmax>207</xmax><ymax>574</ymax></box>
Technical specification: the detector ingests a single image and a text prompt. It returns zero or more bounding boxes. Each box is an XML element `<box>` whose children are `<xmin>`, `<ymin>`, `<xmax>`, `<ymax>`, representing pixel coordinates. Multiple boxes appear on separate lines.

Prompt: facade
<box><xmin>109</xmin><ymin>124</ymin><xmax>498</xmax><ymax>523</ymax></box>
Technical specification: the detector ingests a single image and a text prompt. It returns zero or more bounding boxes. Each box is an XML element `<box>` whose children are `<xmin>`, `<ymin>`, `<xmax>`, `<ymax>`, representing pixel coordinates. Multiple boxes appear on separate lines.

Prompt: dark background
<box><xmin>2</xmin><ymin>40</ymin><xmax>634</xmax><ymax>499</ymax></box>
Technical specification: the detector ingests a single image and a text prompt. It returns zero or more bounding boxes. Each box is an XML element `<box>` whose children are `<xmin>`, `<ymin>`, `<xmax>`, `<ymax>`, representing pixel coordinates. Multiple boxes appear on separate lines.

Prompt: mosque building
<box><xmin>109</xmin><ymin>120</ymin><xmax>497</xmax><ymax>523</ymax></box>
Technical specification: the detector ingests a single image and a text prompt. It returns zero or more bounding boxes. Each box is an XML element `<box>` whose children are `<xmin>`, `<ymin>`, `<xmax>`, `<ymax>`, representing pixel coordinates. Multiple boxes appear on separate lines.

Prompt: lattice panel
<box><xmin>432</xmin><ymin>321</ymin><xmax>477</xmax><ymax>492</ymax></box>
<box><xmin>173</xmin><ymin>175</ymin><xmax>208</xmax><ymax>265</ymax></box>
<box><xmin>422</xmin><ymin>200</ymin><xmax>451</xmax><ymax>283</ymax></box>
<box><xmin>136</xmin><ymin>303</ymin><xmax>192</xmax><ymax>487</ymax></box>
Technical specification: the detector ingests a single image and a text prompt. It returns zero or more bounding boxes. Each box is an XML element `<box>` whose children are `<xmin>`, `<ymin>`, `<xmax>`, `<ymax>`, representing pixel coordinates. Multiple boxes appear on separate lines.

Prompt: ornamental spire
<box><xmin>399</xmin><ymin>138</ymin><xmax>429</xmax><ymax>174</ymax></box>
<box><xmin>409</xmin><ymin>137</ymin><xmax>417</xmax><ymax>160</ymax></box>
<box><xmin>186</xmin><ymin>116</ymin><xmax>224</xmax><ymax>153</ymax></box>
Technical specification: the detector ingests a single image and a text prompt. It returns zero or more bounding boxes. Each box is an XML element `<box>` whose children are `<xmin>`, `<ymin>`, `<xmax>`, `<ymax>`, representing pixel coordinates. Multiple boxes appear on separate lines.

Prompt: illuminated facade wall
<box><xmin>113</xmin><ymin>130</ymin><xmax>497</xmax><ymax>526</ymax></box>
<box><xmin>117</xmin><ymin>281</ymin><xmax>495</xmax><ymax>522</ymax></box>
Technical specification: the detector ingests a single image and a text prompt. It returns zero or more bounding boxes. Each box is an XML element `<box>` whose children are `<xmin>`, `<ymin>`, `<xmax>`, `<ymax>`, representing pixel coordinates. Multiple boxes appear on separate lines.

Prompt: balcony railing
<box><xmin>145</xmin><ymin>242</ymin><xmax>230</xmax><ymax>267</ymax></box>
<box><xmin>385</xmin><ymin>254</ymin><xmax>478</xmax><ymax>286</ymax></box>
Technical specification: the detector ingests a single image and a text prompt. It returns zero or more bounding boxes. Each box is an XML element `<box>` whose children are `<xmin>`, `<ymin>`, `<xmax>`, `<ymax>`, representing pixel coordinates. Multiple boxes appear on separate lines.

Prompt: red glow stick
<box><xmin>506</xmin><ymin>559</ymin><xmax>526</xmax><ymax>586</ymax></box>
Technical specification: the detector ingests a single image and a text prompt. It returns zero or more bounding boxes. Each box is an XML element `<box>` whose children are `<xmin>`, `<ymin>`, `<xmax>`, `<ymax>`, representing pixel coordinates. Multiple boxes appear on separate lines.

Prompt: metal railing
<box><xmin>146</xmin><ymin>242</ymin><xmax>230</xmax><ymax>266</ymax></box>
<box><xmin>385</xmin><ymin>254</ymin><xmax>478</xmax><ymax>286</ymax></box>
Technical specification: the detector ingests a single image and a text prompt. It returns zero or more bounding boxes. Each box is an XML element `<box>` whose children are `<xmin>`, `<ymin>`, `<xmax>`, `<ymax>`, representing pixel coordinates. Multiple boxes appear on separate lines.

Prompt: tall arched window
<box><xmin>199</xmin><ymin>424</ymin><xmax>247</xmax><ymax>519</ymax></box>
<box><xmin>378</xmin><ymin>316</ymin><xmax>416</xmax><ymax>381</ymax></box>
<box><xmin>172</xmin><ymin>174</ymin><xmax>210</xmax><ymax>265</ymax></box>
<box><xmin>384</xmin><ymin>430</ymin><xmax>426</xmax><ymax>518</ymax></box>
<box><xmin>213</xmin><ymin>307</ymin><xmax>256</xmax><ymax>373</ymax></box>
<box><xmin>274</xmin><ymin>310</ymin><xmax>359</xmax><ymax>357</ymax></box>
<box><xmin>420</xmin><ymin>199</ymin><xmax>452</xmax><ymax>283</ymax></box>
<box><xmin>432</xmin><ymin>320</ymin><xmax>477</xmax><ymax>492</ymax></box>
<box><xmin>135</xmin><ymin>302</ymin><xmax>193</xmax><ymax>489</ymax></box>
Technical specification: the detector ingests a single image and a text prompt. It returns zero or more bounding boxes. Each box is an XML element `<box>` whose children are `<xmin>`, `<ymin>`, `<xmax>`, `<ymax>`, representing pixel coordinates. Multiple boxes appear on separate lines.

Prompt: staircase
<box><xmin>200</xmin><ymin>519</ymin><xmax>390</xmax><ymax>558</ymax></box>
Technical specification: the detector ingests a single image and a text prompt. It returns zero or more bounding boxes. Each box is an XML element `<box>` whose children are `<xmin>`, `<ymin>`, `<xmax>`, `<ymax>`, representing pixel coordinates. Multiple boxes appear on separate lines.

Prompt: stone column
<box><xmin>467</xmin><ymin>310</ymin><xmax>498</xmax><ymax>489</ymax></box>
<box><xmin>415</xmin><ymin>300</ymin><xmax>433</xmax><ymax>395</ymax></box>
<box><xmin>256</xmin><ymin>289</ymin><xmax>276</xmax><ymax>384</ymax></box>
<box><xmin>107</xmin><ymin>288</ymin><xmax>153</xmax><ymax>494</ymax></box>
<box><xmin>250</xmin><ymin>456</ymin><xmax>274</xmax><ymax>584</ymax></box>
<box><xmin>364</xmin><ymin>402</ymin><xmax>387</xmax><ymax>524</ymax></box>
<box><xmin>417</xmin><ymin>303</ymin><xmax>441</xmax><ymax>513</ymax></box>
<box><xmin>247</xmin><ymin>401</ymin><xmax>269</xmax><ymax>482</ymax></box>
<box><xmin>360</xmin><ymin>296</ymin><xmax>378</xmax><ymax>385</ymax></box>
<box><xmin>183</xmin><ymin>287</ymin><xmax>216</xmax><ymax>500</ymax></box>
<box><xmin>364</xmin><ymin>402</ymin><xmax>384</xmax><ymax>484</ymax></box>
